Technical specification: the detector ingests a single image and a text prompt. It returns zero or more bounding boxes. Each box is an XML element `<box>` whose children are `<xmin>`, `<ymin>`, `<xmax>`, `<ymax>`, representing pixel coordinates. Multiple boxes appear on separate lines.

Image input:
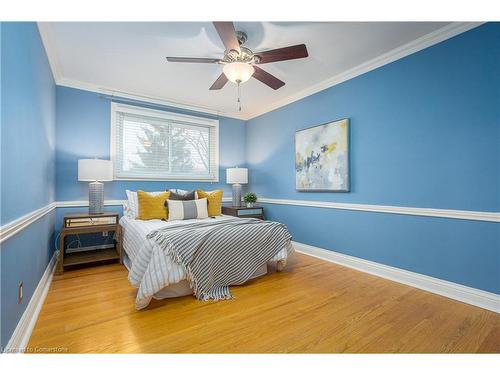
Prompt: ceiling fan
<box><xmin>166</xmin><ymin>22</ymin><xmax>309</xmax><ymax>93</ymax></box>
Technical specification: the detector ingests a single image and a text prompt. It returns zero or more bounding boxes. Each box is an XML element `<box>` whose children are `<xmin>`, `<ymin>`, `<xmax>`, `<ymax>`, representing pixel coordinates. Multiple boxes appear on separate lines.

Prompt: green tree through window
<box><xmin>131</xmin><ymin>122</ymin><xmax>209</xmax><ymax>174</ymax></box>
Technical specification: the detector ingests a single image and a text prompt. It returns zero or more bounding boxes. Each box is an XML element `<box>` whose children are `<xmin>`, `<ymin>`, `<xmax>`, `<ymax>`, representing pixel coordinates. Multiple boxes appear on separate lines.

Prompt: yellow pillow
<box><xmin>196</xmin><ymin>189</ymin><xmax>223</xmax><ymax>216</ymax></box>
<box><xmin>137</xmin><ymin>190</ymin><xmax>170</xmax><ymax>220</ymax></box>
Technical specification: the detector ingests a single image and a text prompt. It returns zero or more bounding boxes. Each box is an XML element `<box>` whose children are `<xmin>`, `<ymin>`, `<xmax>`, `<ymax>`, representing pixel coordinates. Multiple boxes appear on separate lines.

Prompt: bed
<box><xmin>120</xmin><ymin>215</ymin><xmax>293</xmax><ymax>309</ymax></box>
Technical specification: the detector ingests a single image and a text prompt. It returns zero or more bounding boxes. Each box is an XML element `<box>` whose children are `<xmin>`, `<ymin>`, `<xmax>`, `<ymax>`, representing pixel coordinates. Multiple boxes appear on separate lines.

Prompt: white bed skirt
<box><xmin>123</xmin><ymin>253</ymin><xmax>268</xmax><ymax>299</ymax></box>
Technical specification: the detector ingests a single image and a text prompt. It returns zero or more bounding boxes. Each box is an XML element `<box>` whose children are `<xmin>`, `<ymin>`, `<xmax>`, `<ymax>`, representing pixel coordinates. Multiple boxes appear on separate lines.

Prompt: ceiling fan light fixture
<box><xmin>223</xmin><ymin>62</ymin><xmax>255</xmax><ymax>84</ymax></box>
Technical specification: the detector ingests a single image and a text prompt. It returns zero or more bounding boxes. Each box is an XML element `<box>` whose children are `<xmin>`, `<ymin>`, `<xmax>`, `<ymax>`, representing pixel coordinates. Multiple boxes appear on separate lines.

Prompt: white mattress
<box><xmin>120</xmin><ymin>215</ymin><xmax>288</xmax><ymax>291</ymax></box>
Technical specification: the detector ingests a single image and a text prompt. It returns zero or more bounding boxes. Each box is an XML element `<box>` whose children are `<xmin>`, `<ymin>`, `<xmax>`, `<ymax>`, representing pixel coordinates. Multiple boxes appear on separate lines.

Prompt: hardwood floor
<box><xmin>28</xmin><ymin>253</ymin><xmax>499</xmax><ymax>353</ymax></box>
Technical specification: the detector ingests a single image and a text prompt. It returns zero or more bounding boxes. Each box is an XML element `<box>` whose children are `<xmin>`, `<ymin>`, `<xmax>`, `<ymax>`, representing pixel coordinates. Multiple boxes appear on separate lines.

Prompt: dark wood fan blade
<box><xmin>255</xmin><ymin>44</ymin><xmax>308</xmax><ymax>64</ymax></box>
<box><xmin>209</xmin><ymin>72</ymin><xmax>229</xmax><ymax>90</ymax></box>
<box><xmin>213</xmin><ymin>22</ymin><xmax>241</xmax><ymax>53</ymax></box>
<box><xmin>166</xmin><ymin>57</ymin><xmax>221</xmax><ymax>63</ymax></box>
<box><xmin>252</xmin><ymin>66</ymin><xmax>285</xmax><ymax>90</ymax></box>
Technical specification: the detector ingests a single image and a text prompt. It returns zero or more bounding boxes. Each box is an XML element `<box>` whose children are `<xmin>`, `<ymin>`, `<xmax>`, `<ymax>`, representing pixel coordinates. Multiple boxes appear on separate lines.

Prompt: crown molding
<box><xmin>258</xmin><ymin>198</ymin><xmax>500</xmax><ymax>222</ymax></box>
<box><xmin>244</xmin><ymin>22</ymin><xmax>484</xmax><ymax>119</ymax></box>
<box><xmin>38</xmin><ymin>22</ymin><xmax>483</xmax><ymax>122</ymax></box>
<box><xmin>37</xmin><ymin>22</ymin><xmax>62</xmax><ymax>82</ymax></box>
<box><xmin>37</xmin><ymin>23</ymin><xmax>244</xmax><ymax>119</ymax></box>
<box><xmin>55</xmin><ymin>78</ymin><xmax>248</xmax><ymax>120</ymax></box>
<box><xmin>36</xmin><ymin>20</ymin><xmax>243</xmax><ymax>120</ymax></box>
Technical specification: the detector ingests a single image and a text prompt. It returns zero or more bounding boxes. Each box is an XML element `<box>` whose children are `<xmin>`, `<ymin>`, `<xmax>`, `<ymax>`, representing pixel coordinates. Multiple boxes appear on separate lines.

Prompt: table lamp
<box><xmin>78</xmin><ymin>159</ymin><xmax>113</xmax><ymax>214</ymax></box>
<box><xmin>226</xmin><ymin>167</ymin><xmax>248</xmax><ymax>207</ymax></box>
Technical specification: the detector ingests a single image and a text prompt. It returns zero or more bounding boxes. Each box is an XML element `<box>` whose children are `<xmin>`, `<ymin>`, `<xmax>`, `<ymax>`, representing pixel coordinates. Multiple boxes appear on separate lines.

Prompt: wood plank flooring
<box><xmin>28</xmin><ymin>253</ymin><xmax>499</xmax><ymax>353</ymax></box>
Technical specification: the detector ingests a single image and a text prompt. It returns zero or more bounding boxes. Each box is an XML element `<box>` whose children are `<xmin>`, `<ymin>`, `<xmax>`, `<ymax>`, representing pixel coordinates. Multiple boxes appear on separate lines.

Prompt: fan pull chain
<box><xmin>237</xmin><ymin>80</ymin><xmax>242</xmax><ymax>111</ymax></box>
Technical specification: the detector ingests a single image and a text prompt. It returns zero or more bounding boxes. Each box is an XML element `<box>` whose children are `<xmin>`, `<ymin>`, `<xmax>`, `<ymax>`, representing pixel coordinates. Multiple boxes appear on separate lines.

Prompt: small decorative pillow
<box><xmin>167</xmin><ymin>198</ymin><xmax>208</xmax><ymax>221</ymax></box>
<box><xmin>137</xmin><ymin>191</ymin><xmax>170</xmax><ymax>220</ymax></box>
<box><xmin>167</xmin><ymin>190</ymin><xmax>197</xmax><ymax>201</ymax></box>
<box><xmin>196</xmin><ymin>189</ymin><xmax>223</xmax><ymax>216</ymax></box>
<box><xmin>126</xmin><ymin>190</ymin><xmax>165</xmax><ymax>219</ymax></box>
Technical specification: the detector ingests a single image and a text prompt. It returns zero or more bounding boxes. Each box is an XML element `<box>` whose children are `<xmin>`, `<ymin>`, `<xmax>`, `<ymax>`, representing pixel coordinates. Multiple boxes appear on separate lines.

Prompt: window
<box><xmin>110</xmin><ymin>103</ymin><xmax>219</xmax><ymax>181</ymax></box>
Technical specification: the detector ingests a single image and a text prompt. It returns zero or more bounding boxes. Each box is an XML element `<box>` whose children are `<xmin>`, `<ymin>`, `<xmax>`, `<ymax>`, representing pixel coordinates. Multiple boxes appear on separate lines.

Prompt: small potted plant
<box><xmin>243</xmin><ymin>192</ymin><xmax>258</xmax><ymax>208</ymax></box>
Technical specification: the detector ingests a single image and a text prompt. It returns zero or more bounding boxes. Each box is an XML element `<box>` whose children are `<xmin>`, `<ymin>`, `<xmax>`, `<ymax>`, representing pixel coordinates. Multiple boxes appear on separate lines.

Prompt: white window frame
<box><xmin>110</xmin><ymin>102</ymin><xmax>219</xmax><ymax>182</ymax></box>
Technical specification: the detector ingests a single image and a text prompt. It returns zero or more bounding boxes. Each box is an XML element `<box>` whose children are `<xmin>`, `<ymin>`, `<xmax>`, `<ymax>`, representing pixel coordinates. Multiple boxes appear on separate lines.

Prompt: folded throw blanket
<box><xmin>147</xmin><ymin>218</ymin><xmax>293</xmax><ymax>301</ymax></box>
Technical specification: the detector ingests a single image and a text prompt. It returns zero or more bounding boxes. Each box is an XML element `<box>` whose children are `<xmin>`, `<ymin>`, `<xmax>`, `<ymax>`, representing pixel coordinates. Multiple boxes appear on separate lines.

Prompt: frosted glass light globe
<box><xmin>223</xmin><ymin>62</ymin><xmax>255</xmax><ymax>83</ymax></box>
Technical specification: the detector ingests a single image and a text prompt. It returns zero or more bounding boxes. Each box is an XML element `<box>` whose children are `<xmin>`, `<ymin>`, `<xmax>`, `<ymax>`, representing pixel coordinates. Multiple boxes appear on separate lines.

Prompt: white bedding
<box><xmin>120</xmin><ymin>215</ymin><xmax>289</xmax><ymax>308</ymax></box>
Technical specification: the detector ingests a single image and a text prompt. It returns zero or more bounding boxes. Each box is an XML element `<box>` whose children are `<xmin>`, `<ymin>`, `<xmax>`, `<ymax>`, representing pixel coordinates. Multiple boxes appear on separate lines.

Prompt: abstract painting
<box><xmin>295</xmin><ymin>118</ymin><xmax>349</xmax><ymax>191</ymax></box>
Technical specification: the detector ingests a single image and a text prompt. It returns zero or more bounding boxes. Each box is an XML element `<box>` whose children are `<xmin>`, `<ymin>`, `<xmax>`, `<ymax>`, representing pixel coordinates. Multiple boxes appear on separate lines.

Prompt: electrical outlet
<box><xmin>102</xmin><ymin>231</ymin><xmax>108</xmax><ymax>237</ymax></box>
<box><xmin>18</xmin><ymin>282</ymin><xmax>23</xmax><ymax>304</ymax></box>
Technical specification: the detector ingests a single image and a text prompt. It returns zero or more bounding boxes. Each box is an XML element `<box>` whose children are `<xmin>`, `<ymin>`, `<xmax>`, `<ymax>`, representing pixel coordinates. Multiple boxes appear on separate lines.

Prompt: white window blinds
<box><xmin>111</xmin><ymin>103</ymin><xmax>219</xmax><ymax>181</ymax></box>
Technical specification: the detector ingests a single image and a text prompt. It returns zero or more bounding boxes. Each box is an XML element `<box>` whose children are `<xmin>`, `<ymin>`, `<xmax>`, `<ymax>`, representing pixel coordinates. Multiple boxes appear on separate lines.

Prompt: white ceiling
<box><xmin>40</xmin><ymin>22</ymin><xmax>464</xmax><ymax>119</ymax></box>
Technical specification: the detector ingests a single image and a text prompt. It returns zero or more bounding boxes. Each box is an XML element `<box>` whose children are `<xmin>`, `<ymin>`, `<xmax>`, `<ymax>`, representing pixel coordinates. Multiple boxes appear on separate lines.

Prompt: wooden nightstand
<box><xmin>56</xmin><ymin>212</ymin><xmax>122</xmax><ymax>275</ymax></box>
<box><xmin>222</xmin><ymin>206</ymin><xmax>265</xmax><ymax>220</ymax></box>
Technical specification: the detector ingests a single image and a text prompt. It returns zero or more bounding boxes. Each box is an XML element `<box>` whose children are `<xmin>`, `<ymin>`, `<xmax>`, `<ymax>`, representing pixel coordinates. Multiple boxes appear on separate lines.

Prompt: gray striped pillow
<box><xmin>167</xmin><ymin>198</ymin><xmax>209</xmax><ymax>221</ymax></box>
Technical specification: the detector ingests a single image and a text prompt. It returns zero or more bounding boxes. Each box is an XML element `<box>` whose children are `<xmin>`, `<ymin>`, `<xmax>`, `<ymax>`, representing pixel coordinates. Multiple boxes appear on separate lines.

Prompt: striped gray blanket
<box><xmin>147</xmin><ymin>217</ymin><xmax>293</xmax><ymax>301</ymax></box>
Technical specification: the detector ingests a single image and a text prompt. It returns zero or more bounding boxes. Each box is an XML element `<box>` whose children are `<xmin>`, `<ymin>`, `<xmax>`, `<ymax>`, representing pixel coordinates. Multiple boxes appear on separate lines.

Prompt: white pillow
<box><xmin>167</xmin><ymin>198</ymin><xmax>208</xmax><ymax>221</ymax></box>
<box><xmin>123</xmin><ymin>201</ymin><xmax>133</xmax><ymax>218</ymax></box>
<box><xmin>126</xmin><ymin>190</ymin><xmax>165</xmax><ymax>219</ymax></box>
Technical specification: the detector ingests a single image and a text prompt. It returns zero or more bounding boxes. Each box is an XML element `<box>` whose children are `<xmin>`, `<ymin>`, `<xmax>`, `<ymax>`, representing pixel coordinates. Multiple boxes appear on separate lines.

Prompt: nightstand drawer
<box><xmin>237</xmin><ymin>208</ymin><xmax>263</xmax><ymax>216</ymax></box>
<box><xmin>222</xmin><ymin>206</ymin><xmax>265</xmax><ymax>220</ymax></box>
<box><xmin>64</xmin><ymin>212</ymin><xmax>119</xmax><ymax>228</ymax></box>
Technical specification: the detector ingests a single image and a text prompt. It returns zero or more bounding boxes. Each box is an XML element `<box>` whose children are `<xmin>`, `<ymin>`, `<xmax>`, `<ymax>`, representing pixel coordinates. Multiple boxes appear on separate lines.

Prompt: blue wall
<box><xmin>1</xmin><ymin>24</ymin><xmax>56</xmax><ymax>224</ymax></box>
<box><xmin>1</xmin><ymin>22</ymin><xmax>498</xmax><ymax>349</ymax></box>
<box><xmin>53</xmin><ymin>87</ymin><xmax>247</xmax><ymax>259</ymax></box>
<box><xmin>0</xmin><ymin>22</ymin><xmax>56</xmax><ymax>348</ymax></box>
<box><xmin>56</xmin><ymin>86</ymin><xmax>247</xmax><ymax>202</ymax></box>
<box><xmin>246</xmin><ymin>23</ymin><xmax>500</xmax><ymax>293</ymax></box>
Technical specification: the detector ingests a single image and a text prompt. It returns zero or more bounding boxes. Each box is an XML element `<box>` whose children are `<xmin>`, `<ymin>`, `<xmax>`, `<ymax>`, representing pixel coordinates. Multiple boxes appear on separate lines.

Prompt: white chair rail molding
<box><xmin>1</xmin><ymin>18</ymin><xmax>499</xmax><ymax>358</ymax></box>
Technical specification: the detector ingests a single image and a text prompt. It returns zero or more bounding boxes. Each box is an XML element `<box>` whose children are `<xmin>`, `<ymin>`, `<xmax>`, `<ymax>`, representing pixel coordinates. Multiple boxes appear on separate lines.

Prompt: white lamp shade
<box><xmin>226</xmin><ymin>167</ymin><xmax>248</xmax><ymax>184</ymax></box>
<box><xmin>223</xmin><ymin>62</ymin><xmax>255</xmax><ymax>83</ymax></box>
<box><xmin>78</xmin><ymin>159</ymin><xmax>113</xmax><ymax>182</ymax></box>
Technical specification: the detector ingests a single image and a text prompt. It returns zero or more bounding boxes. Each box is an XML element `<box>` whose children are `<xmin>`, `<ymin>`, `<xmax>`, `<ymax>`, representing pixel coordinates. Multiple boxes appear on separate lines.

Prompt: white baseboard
<box><xmin>3</xmin><ymin>251</ymin><xmax>58</xmax><ymax>353</ymax></box>
<box><xmin>293</xmin><ymin>241</ymin><xmax>500</xmax><ymax>313</ymax></box>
